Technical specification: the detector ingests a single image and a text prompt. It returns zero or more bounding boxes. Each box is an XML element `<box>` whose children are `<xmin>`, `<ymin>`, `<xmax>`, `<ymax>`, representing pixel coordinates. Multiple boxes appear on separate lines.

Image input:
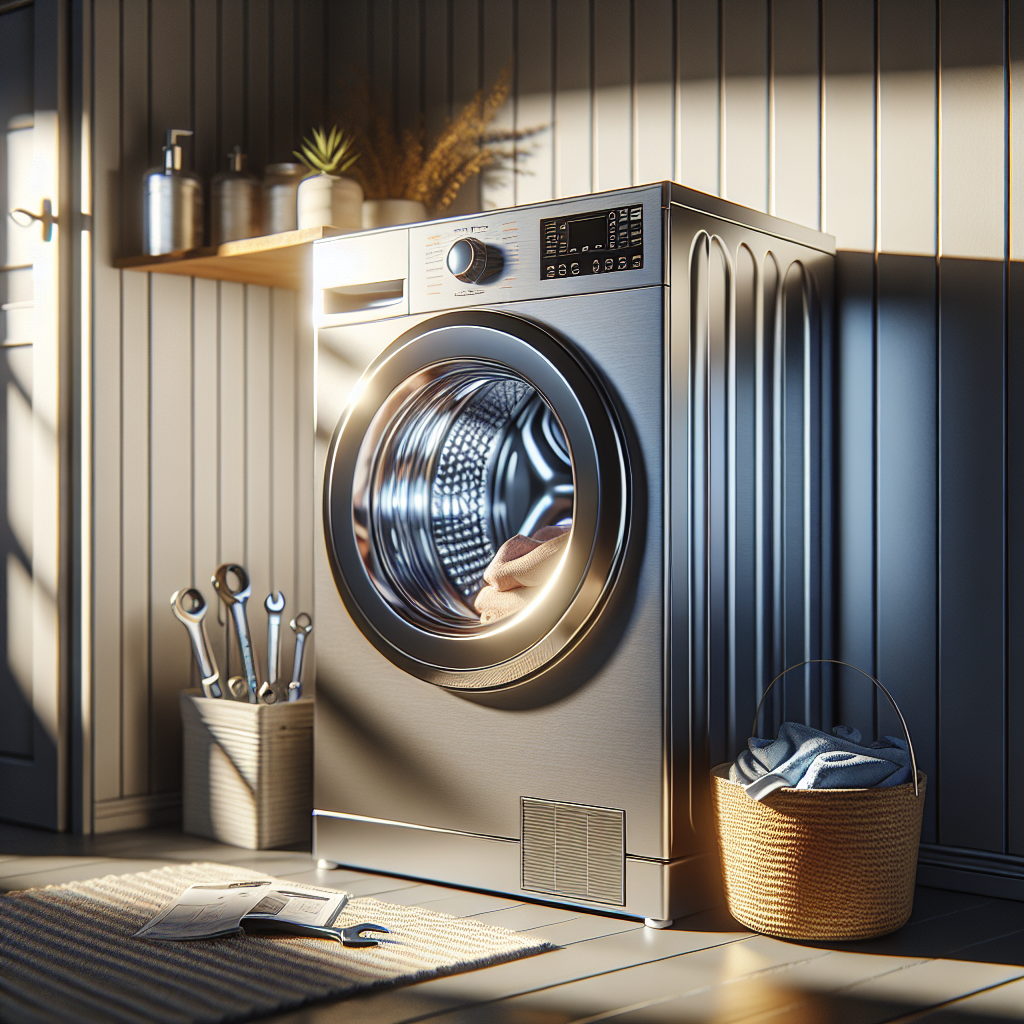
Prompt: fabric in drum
<box><xmin>0</xmin><ymin>862</ymin><xmax>553</xmax><ymax>1024</ymax></box>
<box><xmin>711</xmin><ymin>765</ymin><xmax>927</xmax><ymax>941</ymax></box>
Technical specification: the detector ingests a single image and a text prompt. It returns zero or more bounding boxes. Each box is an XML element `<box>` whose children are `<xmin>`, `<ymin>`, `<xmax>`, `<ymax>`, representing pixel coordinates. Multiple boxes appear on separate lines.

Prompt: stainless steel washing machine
<box><xmin>312</xmin><ymin>182</ymin><xmax>834</xmax><ymax>925</ymax></box>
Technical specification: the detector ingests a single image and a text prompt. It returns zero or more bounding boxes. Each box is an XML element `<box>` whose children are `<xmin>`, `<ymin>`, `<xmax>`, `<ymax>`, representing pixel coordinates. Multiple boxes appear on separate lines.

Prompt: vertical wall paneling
<box><xmin>515</xmin><ymin>0</ymin><xmax>554</xmax><ymax>206</ymax></box>
<box><xmin>119</xmin><ymin>271</ymin><xmax>149</xmax><ymax>799</ymax></box>
<box><xmin>447</xmin><ymin>0</ymin><xmax>482</xmax><ymax>215</ymax></box>
<box><xmin>81</xmin><ymin>0</ymin><xmax>1022</xmax><ymax>889</ymax></box>
<box><xmin>219</xmin><ymin>0</ymin><xmax>246</xmax><ymax>159</ymax></box>
<box><xmin>633</xmin><ymin>0</ymin><xmax>674</xmax><ymax>186</ymax></box>
<box><xmin>674</xmin><ymin>0</ymin><xmax>719</xmax><ymax>195</ymax></box>
<box><xmin>771</xmin><ymin>0</ymin><xmax>820</xmax><ymax>229</ymax></box>
<box><xmin>422</xmin><ymin>0</ymin><xmax>451</xmax><ymax>145</ymax></box>
<box><xmin>297</xmin><ymin>0</ymin><xmax>326</xmax><ymax>142</ymax></box>
<box><xmin>876</xmin><ymin>254</ymin><xmax>938</xmax><ymax>843</ymax></box>
<box><xmin>272</xmin><ymin>0</ymin><xmax>298</xmax><ymax>164</ymax></box>
<box><xmin>147</xmin><ymin>275</ymin><xmax>193</xmax><ymax>794</ymax></box>
<box><xmin>721</xmin><ymin>0</ymin><xmax>769</xmax><ymax>212</ymax></box>
<box><xmin>90</xmin><ymin>0</ymin><xmax>121</xmax><ymax>806</ymax></box>
<box><xmin>879</xmin><ymin>0</ymin><xmax>937</xmax><ymax>255</ymax></box>
<box><xmin>192</xmin><ymin>279</ymin><xmax>222</xmax><ymax>674</ymax></box>
<box><xmin>244</xmin><ymin>285</ymin><xmax>272</xmax><ymax>677</ymax></box>
<box><xmin>591</xmin><ymin>0</ymin><xmax>632</xmax><ymax>193</ymax></box>
<box><xmin>395</xmin><ymin>0</ymin><xmax>424</xmax><ymax>140</ymax></box>
<box><xmin>940</xmin><ymin>0</ymin><xmax>1006</xmax><ymax>260</ymax></box>
<box><xmin>821</xmin><ymin>0</ymin><xmax>875</xmax><ymax>251</ymax></box>
<box><xmin>246</xmin><ymin>0</ymin><xmax>271</xmax><ymax>177</ymax></box>
<box><xmin>271</xmin><ymin>290</ymin><xmax>297</xmax><ymax>606</ymax></box>
<box><xmin>480</xmin><ymin>0</ymin><xmax>515</xmax><ymax>209</ymax></box>
<box><xmin>554</xmin><ymin>0</ymin><xmax>592</xmax><ymax>199</ymax></box>
<box><xmin>1010</xmin><ymin>0</ymin><xmax>1024</xmax><ymax>856</ymax></box>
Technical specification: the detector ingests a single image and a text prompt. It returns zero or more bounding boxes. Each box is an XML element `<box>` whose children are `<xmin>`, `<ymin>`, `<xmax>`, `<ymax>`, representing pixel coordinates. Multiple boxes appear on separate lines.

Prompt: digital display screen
<box><xmin>567</xmin><ymin>215</ymin><xmax>608</xmax><ymax>253</ymax></box>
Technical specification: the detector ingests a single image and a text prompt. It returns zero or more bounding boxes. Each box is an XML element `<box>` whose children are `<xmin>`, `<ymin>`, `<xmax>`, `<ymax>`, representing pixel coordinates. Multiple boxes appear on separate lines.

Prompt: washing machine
<box><xmin>312</xmin><ymin>182</ymin><xmax>834</xmax><ymax>925</ymax></box>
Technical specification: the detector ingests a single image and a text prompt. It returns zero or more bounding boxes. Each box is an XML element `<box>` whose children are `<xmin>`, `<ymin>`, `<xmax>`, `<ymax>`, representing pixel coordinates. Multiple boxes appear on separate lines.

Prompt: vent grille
<box><xmin>521</xmin><ymin>798</ymin><xmax>625</xmax><ymax>906</ymax></box>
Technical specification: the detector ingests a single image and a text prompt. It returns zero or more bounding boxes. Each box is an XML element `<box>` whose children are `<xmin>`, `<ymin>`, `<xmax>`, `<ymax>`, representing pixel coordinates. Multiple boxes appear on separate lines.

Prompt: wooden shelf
<box><xmin>114</xmin><ymin>226</ymin><xmax>343</xmax><ymax>290</ymax></box>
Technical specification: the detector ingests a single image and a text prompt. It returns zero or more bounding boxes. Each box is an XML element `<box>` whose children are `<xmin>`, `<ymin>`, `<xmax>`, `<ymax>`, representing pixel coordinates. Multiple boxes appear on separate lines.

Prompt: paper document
<box><xmin>135</xmin><ymin>880</ymin><xmax>350</xmax><ymax>941</ymax></box>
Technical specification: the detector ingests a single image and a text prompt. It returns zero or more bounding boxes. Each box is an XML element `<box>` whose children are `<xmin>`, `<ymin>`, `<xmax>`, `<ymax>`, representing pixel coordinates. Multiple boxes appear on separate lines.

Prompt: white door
<box><xmin>0</xmin><ymin>0</ymin><xmax>68</xmax><ymax>829</ymax></box>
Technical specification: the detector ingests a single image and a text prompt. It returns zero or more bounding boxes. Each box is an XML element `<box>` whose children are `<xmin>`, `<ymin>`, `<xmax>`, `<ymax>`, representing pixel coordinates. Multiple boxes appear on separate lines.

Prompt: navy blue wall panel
<box><xmin>877</xmin><ymin>254</ymin><xmax>938</xmax><ymax>845</ymax></box>
<box><xmin>835</xmin><ymin>251</ymin><xmax>876</xmax><ymax>729</ymax></box>
<box><xmin>1009</xmin><ymin>260</ymin><xmax>1023</xmax><ymax>857</ymax></box>
<box><xmin>938</xmin><ymin>258</ymin><xmax>1006</xmax><ymax>853</ymax></box>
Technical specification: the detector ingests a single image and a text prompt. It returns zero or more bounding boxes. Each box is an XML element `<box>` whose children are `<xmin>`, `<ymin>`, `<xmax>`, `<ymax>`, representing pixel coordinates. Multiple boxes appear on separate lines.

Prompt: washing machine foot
<box><xmin>644</xmin><ymin>918</ymin><xmax>674</xmax><ymax>929</ymax></box>
<box><xmin>316</xmin><ymin>859</ymin><xmax>339</xmax><ymax>870</ymax></box>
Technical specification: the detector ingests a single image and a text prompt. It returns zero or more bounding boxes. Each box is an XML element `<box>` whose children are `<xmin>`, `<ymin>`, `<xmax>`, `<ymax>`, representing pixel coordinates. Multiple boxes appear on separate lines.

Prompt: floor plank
<box><xmin>470</xmin><ymin>903</ymin><xmax>587</xmax><ymax>932</ymax></box>
<box><xmin>908</xmin><ymin>974</ymin><xmax>1024</xmax><ymax>1022</ymax></box>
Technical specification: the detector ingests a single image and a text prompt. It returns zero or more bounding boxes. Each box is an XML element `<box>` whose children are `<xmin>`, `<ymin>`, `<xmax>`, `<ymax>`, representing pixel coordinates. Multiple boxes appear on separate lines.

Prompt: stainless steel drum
<box><xmin>323</xmin><ymin>310</ymin><xmax>628</xmax><ymax>689</ymax></box>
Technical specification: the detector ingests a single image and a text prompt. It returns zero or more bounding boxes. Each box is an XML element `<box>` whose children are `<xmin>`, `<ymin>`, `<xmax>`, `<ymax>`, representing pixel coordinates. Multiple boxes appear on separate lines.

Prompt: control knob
<box><xmin>446</xmin><ymin>237</ymin><xmax>503</xmax><ymax>284</ymax></box>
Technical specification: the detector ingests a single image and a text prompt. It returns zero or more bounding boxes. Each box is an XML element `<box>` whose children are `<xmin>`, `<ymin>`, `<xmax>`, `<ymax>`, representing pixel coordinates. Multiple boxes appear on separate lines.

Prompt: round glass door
<box><xmin>323</xmin><ymin>311</ymin><xmax>628</xmax><ymax>689</ymax></box>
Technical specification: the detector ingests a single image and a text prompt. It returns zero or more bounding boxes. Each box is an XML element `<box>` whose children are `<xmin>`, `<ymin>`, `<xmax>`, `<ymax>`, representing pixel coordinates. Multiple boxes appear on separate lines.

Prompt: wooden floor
<box><xmin>1</xmin><ymin>823</ymin><xmax>1021</xmax><ymax>1023</ymax></box>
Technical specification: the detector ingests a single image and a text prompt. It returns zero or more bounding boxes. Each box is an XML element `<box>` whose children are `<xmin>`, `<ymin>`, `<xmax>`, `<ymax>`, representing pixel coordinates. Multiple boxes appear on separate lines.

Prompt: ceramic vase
<box><xmin>297</xmin><ymin>173</ymin><xmax>363</xmax><ymax>231</ymax></box>
<box><xmin>362</xmin><ymin>199</ymin><xmax>429</xmax><ymax>229</ymax></box>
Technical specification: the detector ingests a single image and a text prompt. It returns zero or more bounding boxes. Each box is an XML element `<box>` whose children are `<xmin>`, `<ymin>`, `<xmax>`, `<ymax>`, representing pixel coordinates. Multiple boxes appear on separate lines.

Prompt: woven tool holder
<box><xmin>711</xmin><ymin>660</ymin><xmax>927</xmax><ymax>942</ymax></box>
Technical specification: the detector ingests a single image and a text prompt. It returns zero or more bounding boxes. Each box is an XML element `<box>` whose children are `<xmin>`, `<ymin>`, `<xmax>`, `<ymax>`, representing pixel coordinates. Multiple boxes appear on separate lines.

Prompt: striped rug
<box><xmin>0</xmin><ymin>862</ymin><xmax>554</xmax><ymax>1024</ymax></box>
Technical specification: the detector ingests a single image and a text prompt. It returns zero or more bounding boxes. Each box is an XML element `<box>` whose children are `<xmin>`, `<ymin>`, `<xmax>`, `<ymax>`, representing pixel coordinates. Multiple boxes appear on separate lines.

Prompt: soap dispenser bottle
<box><xmin>143</xmin><ymin>128</ymin><xmax>203</xmax><ymax>255</ymax></box>
<box><xmin>211</xmin><ymin>146</ymin><xmax>260</xmax><ymax>245</ymax></box>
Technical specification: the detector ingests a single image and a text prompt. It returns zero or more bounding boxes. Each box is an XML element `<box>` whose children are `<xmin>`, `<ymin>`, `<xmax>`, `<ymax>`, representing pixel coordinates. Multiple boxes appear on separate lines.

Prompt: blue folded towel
<box><xmin>729</xmin><ymin>722</ymin><xmax>911</xmax><ymax>801</ymax></box>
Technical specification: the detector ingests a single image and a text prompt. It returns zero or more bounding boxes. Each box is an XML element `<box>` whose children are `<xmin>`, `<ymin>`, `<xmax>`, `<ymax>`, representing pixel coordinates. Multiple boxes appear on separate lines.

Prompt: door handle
<box><xmin>9</xmin><ymin>199</ymin><xmax>56</xmax><ymax>242</ymax></box>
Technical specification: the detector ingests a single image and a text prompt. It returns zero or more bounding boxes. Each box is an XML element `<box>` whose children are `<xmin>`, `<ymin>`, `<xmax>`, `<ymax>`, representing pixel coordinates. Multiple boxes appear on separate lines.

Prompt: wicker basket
<box><xmin>180</xmin><ymin>690</ymin><xmax>313</xmax><ymax>850</ymax></box>
<box><xmin>711</xmin><ymin>660</ymin><xmax>927</xmax><ymax>941</ymax></box>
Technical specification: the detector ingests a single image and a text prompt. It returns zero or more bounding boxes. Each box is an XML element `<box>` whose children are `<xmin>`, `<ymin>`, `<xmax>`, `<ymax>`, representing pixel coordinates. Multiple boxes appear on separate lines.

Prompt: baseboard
<box><xmin>917</xmin><ymin>844</ymin><xmax>1024</xmax><ymax>902</ymax></box>
<box><xmin>93</xmin><ymin>793</ymin><xmax>182</xmax><ymax>834</ymax></box>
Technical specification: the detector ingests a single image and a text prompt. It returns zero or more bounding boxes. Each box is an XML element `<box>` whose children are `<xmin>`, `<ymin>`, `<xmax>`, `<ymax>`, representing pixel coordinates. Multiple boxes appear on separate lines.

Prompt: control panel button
<box><xmin>570</xmin><ymin>262</ymin><xmax>580</xmax><ymax>275</ymax></box>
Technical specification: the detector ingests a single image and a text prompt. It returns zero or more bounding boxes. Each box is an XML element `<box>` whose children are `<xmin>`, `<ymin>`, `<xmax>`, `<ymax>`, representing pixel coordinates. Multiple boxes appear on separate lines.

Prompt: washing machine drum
<box><xmin>323</xmin><ymin>310</ymin><xmax>629</xmax><ymax>690</ymax></box>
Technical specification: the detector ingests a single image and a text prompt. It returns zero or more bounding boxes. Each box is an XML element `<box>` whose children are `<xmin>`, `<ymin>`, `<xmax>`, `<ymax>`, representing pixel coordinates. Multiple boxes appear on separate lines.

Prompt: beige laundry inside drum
<box><xmin>712</xmin><ymin>659</ymin><xmax>927</xmax><ymax>941</ymax></box>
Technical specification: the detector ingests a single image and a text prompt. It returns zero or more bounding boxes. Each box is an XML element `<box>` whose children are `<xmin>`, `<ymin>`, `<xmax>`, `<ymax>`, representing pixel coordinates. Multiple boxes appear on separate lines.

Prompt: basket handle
<box><xmin>751</xmin><ymin>659</ymin><xmax>920</xmax><ymax>798</ymax></box>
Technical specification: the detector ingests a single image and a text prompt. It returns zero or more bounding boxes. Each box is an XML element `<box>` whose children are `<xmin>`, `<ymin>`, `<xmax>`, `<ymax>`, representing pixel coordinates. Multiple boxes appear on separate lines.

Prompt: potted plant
<box><xmin>294</xmin><ymin>126</ymin><xmax>362</xmax><ymax>232</ymax></box>
<box><xmin>351</xmin><ymin>69</ymin><xmax>532</xmax><ymax>228</ymax></box>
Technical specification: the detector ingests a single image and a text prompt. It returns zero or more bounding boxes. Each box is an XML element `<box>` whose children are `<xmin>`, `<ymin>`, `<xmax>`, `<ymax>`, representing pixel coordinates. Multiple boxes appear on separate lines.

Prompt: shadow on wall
<box><xmin>834</xmin><ymin>249</ymin><xmax>1023</xmax><ymax>857</ymax></box>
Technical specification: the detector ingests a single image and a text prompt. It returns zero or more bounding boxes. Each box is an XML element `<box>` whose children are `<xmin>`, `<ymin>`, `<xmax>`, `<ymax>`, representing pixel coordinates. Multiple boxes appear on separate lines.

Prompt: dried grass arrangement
<box><xmin>348</xmin><ymin>69</ymin><xmax>536</xmax><ymax>214</ymax></box>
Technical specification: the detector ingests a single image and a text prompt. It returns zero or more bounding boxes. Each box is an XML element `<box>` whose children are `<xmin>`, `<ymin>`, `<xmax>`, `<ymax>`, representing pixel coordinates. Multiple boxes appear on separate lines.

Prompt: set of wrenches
<box><xmin>171</xmin><ymin>563</ymin><xmax>312</xmax><ymax>704</ymax></box>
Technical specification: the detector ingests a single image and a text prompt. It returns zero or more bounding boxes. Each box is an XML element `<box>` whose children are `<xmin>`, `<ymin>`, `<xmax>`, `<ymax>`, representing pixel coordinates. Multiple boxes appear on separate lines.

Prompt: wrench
<box><xmin>264</xmin><ymin>591</ymin><xmax>286</xmax><ymax>698</ymax></box>
<box><xmin>289</xmin><ymin>613</ymin><xmax>312</xmax><ymax>688</ymax></box>
<box><xmin>287</xmin><ymin>681</ymin><xmax>302</xmax><ymax>702</ymax></box>
<box><xmin>227</xmin><ymin>676</ymin><xmax>248</xmax><ymax>701</ymax></box>
<box><xmin>170</xmin><ymin>588</ymin><xmax>223</xmax><ymax>698</ymax></box>
<box><xmin>212</xmin><ymin>564</ymin><xmax>261</xmax><ymax>704</ymax></box>
<box><xmin>258</xmin><ymin>681</ymin><xmax>279</xmax><ymax>704</ymax></box>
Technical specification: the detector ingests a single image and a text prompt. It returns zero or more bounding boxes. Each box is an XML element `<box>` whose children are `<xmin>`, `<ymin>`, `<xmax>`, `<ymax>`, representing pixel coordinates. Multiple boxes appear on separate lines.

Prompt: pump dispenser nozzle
<box><xmin>163</xmin><ymin>128</ymin><xmax>193</xmax><ymax>173</ymax></box>
<box><xmin>227</xmin><ymin>145</ymin><xmax>245</xmax><ymax>173</ymax></box>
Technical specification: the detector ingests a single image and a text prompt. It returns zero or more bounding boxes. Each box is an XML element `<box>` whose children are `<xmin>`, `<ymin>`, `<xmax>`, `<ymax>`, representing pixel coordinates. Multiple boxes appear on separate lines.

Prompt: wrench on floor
<box><xmin>170</xmin><ymin>588</ymin><xmax>223</xmax><ymax>698</ymax></box>
<box><xmin>212</xmin><ymin>564</ymin><xmax>261</xmax><ymax>704</ymax></box>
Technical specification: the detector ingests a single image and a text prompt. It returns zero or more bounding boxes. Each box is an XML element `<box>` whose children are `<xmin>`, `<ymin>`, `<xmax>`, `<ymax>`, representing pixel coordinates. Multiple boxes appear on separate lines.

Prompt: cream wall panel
<box><xmin>448</xmin><ymin>0</ymin><xmax>482</xmax><ymax>216</ymax></box>
<box><xmin>271</xmin><ymin>289</ymin><xmax>297</xmax><ymax>604</ymax></box>
<box><xmin>423</xmin><ymin>0</ymin><xmax>450</xmax><ymax>144</ymax></box>
<box><xmin>481</xmin><ymin>0</ymin><xmax>516</xmax><ymax>210</ymax></box>
<box><xmin>148</xmin><ymin>274</ymin><xmax>193</xmax><ymax>794</ymax></box>
<box><xmin>633</xmin><ymin>0</ymin><xmax>674</xmax><ymax>186</ymax></box>
<box><xmin>90</xmin><ymin>0</ymin><xmax>122</xmax><ymax>805</ymax></box>
<box><xmin>879</xmin><ymin>0</ymin><xmax>937</xmax><ymax>255</ymax></box>
<box><xmin>675</xmin><ymin>0</ymin><xmax>720</xmax><ymax>195</ymax></box>
<box><xmin>1013</xmin><ymin>0</ymin><xmax>1023</xmax><ymax>261</ymax></box>
<box><xmin>940</xmin><ymin>0</ymin><xmax>1007</xmax><ymax>260</ymax></box>
<box><xmin>772</xmin><ymin>0</ymin><xmax>820</xmax><ymax>229</ymax></box>
<box><xmin>822</xmin><ymin>0</ymin><xmax>875</xmax><ymax>251</ymax></box>
<box><xmin>245</xmin><ymin>286</ymin><xmax>273</xmax><ymax>672</ymax></box>
<box><xmin>191</xmin><ymin>279</ymin><xmax>222</xmax><ymax>676</ymax></box>
<box><xmin>555</xmin><ymin>0</ymin><xmax>593</xmax><ymax>198</ymax></box>
<box><xmin>119</xmin><ymin>272</ymin><xmax>150</xmax><ymax>798</ymax></box>
<box><xmin>515</xmin><ymin>0</ymin><xmax>555</xmax><ymax>206</ymax></box>
<box><xmin>722</xmin><ymin>0</ymin><xmax>769</xmax><ymax>212</ymax></box>
<box><xmin>593</xmin><ymin>0</ymin><xmax>633</xmax><ymax>193</ymax></box>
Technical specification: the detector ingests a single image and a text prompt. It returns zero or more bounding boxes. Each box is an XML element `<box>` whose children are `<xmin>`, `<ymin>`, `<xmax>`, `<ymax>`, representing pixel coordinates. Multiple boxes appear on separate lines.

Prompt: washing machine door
<box><xmin>323</xmin><ymin>310</ymin><xmax>629</xmax><ymax>690</ymax></box>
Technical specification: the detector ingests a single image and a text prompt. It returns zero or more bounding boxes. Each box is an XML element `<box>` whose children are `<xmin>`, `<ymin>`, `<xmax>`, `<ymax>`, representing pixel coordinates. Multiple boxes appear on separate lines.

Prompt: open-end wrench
<box><xmin>264</xmin><ymin>591</ymin><xmax>286</xmax><ymax>699</ymax></box>
<box><xmin>212</xmin><ymin>564</ymin><xmax>261</xmax><ymax>704</ymax></box>
<box><xmin>290</xmin><ymin>613</ymin><xmax>312</xmax><ymax>689</ymax></box>
<box><xmin>170</xmin><ymin>588</ymin><xmax>223</xmax><ymax>698</ymax></box>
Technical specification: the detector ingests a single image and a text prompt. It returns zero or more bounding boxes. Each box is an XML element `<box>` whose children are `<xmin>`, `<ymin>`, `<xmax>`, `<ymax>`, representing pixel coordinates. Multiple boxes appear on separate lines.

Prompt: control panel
<box><xmin>540</xmin><ymin>203</ymin><xmax>644</xmax><ymax>280</ymax></box>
